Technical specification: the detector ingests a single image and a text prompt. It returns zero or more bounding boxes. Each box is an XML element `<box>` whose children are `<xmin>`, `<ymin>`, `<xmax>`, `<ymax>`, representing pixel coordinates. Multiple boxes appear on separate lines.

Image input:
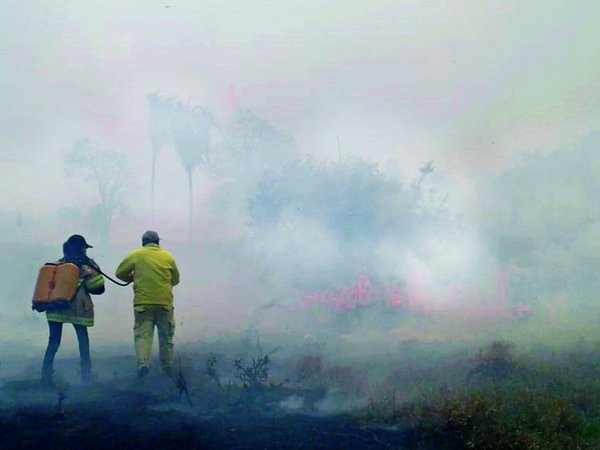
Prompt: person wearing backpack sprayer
<box><xmin>41</xmin><ymin>234</ymin><xmax>105</xmax><ymax>386</ymax></box>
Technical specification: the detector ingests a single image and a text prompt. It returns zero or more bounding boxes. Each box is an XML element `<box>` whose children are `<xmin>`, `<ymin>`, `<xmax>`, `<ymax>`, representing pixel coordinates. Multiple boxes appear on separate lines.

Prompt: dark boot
<box><xmin>137</xmin><ymin>366</ymin><xmax>149</xmax><ymax>380</ymax></box>
<box><xmin>81</xmin><ymin>367</ymin><xmax>94</xmax><ymax>384</ymax></box>
<box><xmin>41</xmin><ymin>322</ymin><xmax>62</xmax><ymax>388</ymax></box>
<box><xmin>161</xmin><ymin>366</ymin><xmax>173</xmax><ymax>378</ymax></box>
<box><xmin>74</xmin><ymin>324</ymin><xmax>93</xmax><ymax>384</ymax></box>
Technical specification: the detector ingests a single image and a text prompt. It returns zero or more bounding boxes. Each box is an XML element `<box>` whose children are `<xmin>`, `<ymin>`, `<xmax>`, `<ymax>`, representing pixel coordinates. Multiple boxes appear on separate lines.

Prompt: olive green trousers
<box><xmin>133</xmin><ymin>304</ymin><xmax>175</xmax><ymax>373</ymax></box>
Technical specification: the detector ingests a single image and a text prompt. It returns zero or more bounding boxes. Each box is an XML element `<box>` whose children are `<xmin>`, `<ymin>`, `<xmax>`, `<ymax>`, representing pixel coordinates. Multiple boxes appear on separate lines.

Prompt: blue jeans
<box><xmin>42</xmin><ymin>321</ymin><xmax>91</xmax><ymax>380</ymax></box>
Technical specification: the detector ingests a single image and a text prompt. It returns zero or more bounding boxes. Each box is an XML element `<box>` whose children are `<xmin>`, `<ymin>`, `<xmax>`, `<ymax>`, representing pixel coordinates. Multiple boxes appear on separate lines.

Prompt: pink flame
<box><xmin>298</xmin><ymin>265</ymin><xmax>531</xmax><ymax>324</ymax></box>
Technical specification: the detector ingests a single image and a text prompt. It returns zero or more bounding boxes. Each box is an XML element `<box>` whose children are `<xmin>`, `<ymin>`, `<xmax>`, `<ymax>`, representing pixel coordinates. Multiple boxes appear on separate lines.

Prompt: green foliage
<box><xmin>357</xmin><ymin>342</ymin><xmax>600</xmax><ymax>449</ymax></box>
<box><xmin>147</xmin><ymin>92</ymin><xmax>179</xmax><ymax>221</ymax></box>
<box><xmin>469</xmin><ymin>340</ymin><xmax>520</xmax><ymax>380</ymax></box>
<box><xmin>400</xmin><ymin>389</ymin><xmax>592</xmax><ymax>450</ymax></box>
<box><xmin>147</xmin><ymin>92</ymin><xmax>177</xmax><ymax>154</ymax></box>
<box><xmin>248</xmin><ymin>157</ymin><xmax>424</xmax><ymax>245</ymax></box>
<box><xmin>212</xmin><ymin>109</ymin><xmax>296</xmax><ymax>182</ymax></box>
<box><xmin>146</xmin><ymin>92</ymin><xmax>216</xmax><ymax>174</ymax></box>
<box><xmin>145</xmin><ymin>91</ymin><xmax>217</xmax><ymax>238</ymax></box>
<box><xmin>245</xmin><ymin>156</ymin><xmax>444</xmax><ymax>288</ymax></box>
<box><xmin>171</xmin><ymin>102</ymin><xmax>216</xmax><ymax>240</ymax></box>
<box><xmin>172</xmin><ymin>103</ymin><xmax>214</xmax><ymax>172</ymax></box>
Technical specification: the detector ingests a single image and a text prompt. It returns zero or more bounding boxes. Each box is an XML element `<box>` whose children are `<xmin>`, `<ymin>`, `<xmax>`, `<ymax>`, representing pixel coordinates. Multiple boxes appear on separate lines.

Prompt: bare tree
<box><xmin>65</xmin><ymin>139</ymin><xmax>131</xmax><ymax>245</ymax></box>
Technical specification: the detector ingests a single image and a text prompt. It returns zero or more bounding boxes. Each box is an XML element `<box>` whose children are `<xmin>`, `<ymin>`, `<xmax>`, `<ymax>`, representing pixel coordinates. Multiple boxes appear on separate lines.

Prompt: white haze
<box><xmin>1</xmin><ymin>0</ymin><xmax>599</xmax><ymax>362</ymax></box>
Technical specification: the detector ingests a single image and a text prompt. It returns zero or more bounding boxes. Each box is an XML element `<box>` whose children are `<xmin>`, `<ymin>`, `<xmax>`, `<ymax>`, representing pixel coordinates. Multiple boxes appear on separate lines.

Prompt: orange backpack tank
<box><xmin>32</xmin><ymin>263</ymin><xmax>80</xmax><ymax>312</ymax></box>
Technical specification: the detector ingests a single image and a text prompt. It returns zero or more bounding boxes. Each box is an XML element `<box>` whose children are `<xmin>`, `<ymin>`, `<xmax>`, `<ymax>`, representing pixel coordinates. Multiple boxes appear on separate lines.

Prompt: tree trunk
<box><xmin>102</xmin><ymin>215</ymin><xmax>112</xmax><ymax>247</ymax></box>
<box><xmin>99</xmin><ymin>203</ymin><xmax>111</xmax><ymax>247</ymax></box>
<box><xmin>188</xmin><ymin>169</ymin><xmax>193</xmax><ymax>243</ymax></box>
<box><xmin>151</xmin><ymin>150</ymin><xmax>156</xmax><ymax>227</ymax></box>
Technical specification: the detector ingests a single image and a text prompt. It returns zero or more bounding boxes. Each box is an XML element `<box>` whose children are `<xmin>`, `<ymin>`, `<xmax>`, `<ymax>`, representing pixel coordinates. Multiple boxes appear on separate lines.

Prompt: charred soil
<box><xmin>0</xmin><ymin>376</ymin><xmax>408</xmax><ymax>450</ymax></box>
<box><xmin>0</xmin><ymin>399</ymin><xmax>408</xmax><ymax>450</ymax></box>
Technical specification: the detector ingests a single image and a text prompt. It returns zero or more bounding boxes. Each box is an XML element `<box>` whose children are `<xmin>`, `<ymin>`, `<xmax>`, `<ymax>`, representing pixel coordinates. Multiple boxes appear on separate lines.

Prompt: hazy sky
<box><xmin>1</xmin><ymin>0</ymin><xmax>599</xmax><ymax>219</ymax></box>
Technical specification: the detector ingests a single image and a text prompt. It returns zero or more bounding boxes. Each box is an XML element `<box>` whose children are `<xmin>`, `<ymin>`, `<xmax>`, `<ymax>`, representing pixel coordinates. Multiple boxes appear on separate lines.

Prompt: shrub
<box><xmin>400</xmin><ymin>389</ymin><xmax>592</xmax><ymax>449</ymax></box>
<box><xmin>296</xmin><ymin>355</ymin><xmax>323</xmax><ymax>384</ymax></box>
<box><xmin>469</xmin><ymin>340</ymin><xmax>520</xmax><ymax>379</ymax></box>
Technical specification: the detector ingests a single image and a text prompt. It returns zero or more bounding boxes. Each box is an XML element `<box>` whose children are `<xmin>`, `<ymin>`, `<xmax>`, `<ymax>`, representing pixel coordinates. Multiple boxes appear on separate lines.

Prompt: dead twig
<box><xmin>356</xmin><ymin>427</ymin><xmax>393</xmax><ymax>447</ymax></box>
<box><xmin>315</xmin><ymin>427</ymin><xmax>391</xmax><ymax>447</ymax></box>
<box><xmin>175</xmin><ymin>356</ymin><xmax>193</xmax><ymax>406</ymax></box>
<box><xmin>234</xmin><ymin>348</ymin><xmax>277</xmax><ymax>391</ymax></box>
<box><xmin>51</xmin><ymin>391</ymin><xmax>67</xmax><ymax>420</ymax></box>
<box><xmin>206</xmin><ymin>354</ymin><xmax>222</xmax><ymax>389</ymax></box>
<box><xmin>226</xmin><ymin>379</ymin><xmax>234</xmax><ymax>407</ymax></box>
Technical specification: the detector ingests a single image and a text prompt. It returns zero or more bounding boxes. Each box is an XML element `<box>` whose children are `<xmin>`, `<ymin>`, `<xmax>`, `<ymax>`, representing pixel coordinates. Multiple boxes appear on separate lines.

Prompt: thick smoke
<box><xmin>1</xmin><ymin>3</ymin><xmax>599</xmax><ymax>404</ymax></box>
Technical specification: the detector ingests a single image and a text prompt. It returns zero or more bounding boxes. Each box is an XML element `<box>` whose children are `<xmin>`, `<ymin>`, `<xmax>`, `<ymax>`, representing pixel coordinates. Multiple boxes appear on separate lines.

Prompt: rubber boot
<box><xmin>161</xmin><ymin>366</ymin><xmax>173</xmax><ymax>378</ymax></box>
<box><xmin>137</xmin><ymin>366</ymin><xmax>149</xmax><ymax>380</ymax></box>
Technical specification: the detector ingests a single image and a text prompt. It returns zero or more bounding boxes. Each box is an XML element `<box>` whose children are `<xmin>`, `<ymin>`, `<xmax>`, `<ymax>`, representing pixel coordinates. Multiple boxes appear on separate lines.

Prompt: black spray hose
<box><xmin>97</xmin><ymin>268</ymin><xmax>132</xmax><ymax>287</ymax></box>
<box><xmin>49</xmin><ymin>260</ymin><xmax>132</xmax><ymax>287</ymax></box>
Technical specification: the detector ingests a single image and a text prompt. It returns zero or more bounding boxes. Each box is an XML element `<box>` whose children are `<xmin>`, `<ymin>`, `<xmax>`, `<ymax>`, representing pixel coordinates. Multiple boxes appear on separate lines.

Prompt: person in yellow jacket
<box><xmin>42</xmin><ymin>234</ymin><xmax>105</xmax><ymax>385</ymax></box>
<box><xmin>115</xmin><ymin>230</ymin><xmax>180</xmax><ymax>379</ymax></box>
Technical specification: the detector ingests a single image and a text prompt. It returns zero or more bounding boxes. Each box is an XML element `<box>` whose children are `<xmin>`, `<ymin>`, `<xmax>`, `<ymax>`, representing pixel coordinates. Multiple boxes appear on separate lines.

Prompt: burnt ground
<box><xmin>0</xmin><ymin>405</ymin><xmax>409</xmax><ymax>450</ymax></box>
<box><xmin>0</xmin><ymin>366</ymin><xmax>410</xmax><ymax>450</ymax></box>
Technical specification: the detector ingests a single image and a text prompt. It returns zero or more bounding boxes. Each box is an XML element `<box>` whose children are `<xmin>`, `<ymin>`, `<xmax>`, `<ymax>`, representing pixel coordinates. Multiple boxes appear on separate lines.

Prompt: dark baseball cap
<box><xmin>142</xmin><ymin>230</ymin><xmax>160</xmax><ymax>244</ymax></box>
<box><xmin>65</xmin><ymin>234</ymin><xmax>93</xmax><ymax>248</ymax></box>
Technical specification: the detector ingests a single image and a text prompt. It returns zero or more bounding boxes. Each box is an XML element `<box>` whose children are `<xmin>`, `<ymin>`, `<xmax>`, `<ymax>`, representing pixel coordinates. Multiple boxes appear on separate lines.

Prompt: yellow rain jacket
<box><xmin>115</xmin><ymin>244</ymin><xmax>180</xmax><ymax>307</ymax></box>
